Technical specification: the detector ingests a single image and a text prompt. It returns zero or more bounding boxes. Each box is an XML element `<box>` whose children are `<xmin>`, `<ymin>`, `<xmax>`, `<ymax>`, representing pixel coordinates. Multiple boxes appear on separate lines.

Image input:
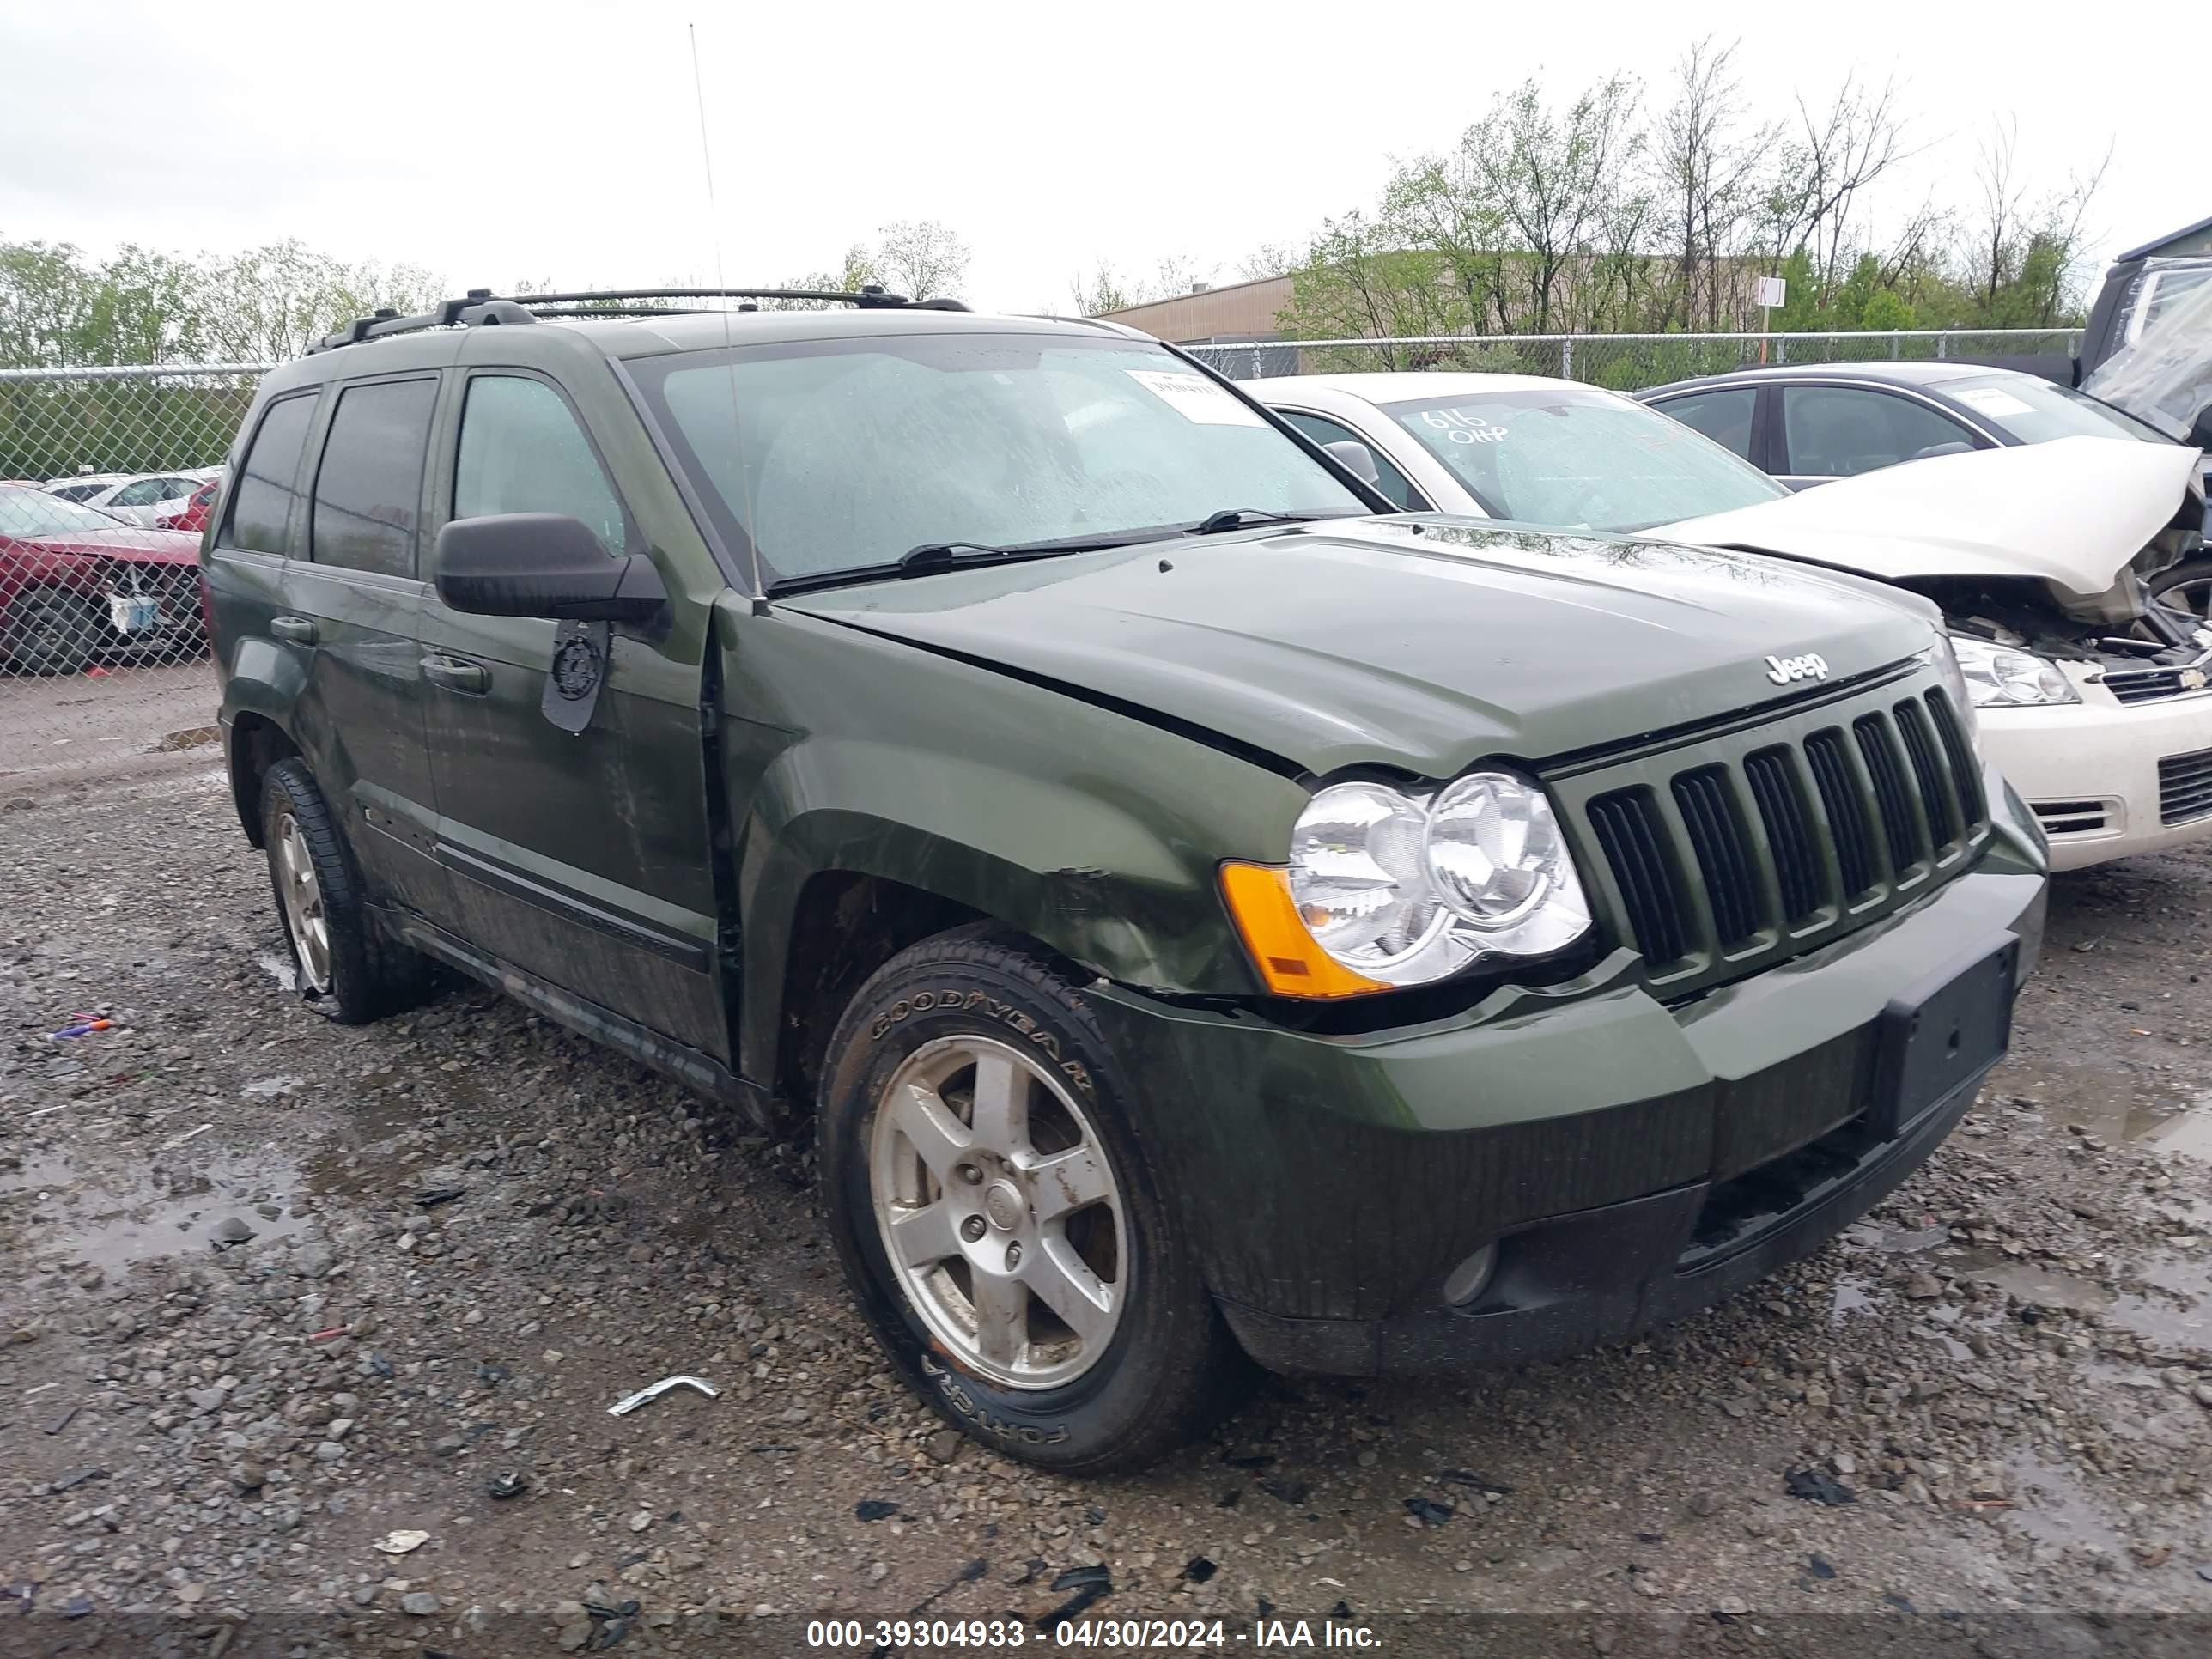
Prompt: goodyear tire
<box><xmin>819</xmin><ymin>923</ymin><xmax>1242</xmax><ymax>1472</ymax></box>
<box><xmin>259</xmin><ymin>757</ymin><xmax>433</xmax><ymax>1024</ymax></box>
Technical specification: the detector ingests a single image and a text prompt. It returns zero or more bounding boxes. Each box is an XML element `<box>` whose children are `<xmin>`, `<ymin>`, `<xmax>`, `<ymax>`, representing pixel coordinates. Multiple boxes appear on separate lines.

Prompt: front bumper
<box><xmin>1981</xmin><ymin>687</ymin><xmax>2212</xmax><ymax>871</ymax></box>
<box><xmin>1087</xmin><ymin>809</ymin><xmax>2045</xmax><ymax>1377</ymax></box>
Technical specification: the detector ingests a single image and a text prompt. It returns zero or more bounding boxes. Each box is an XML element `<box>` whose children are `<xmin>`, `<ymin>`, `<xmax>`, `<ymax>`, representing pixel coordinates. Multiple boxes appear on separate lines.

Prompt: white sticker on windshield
<box><xmin>1951</xmin><ymin>386</ymin><xmax>2036</xmax><ymax>419</ymax></box>
<box><xmin>1126</xmin><ymin>369</ymin><xmax>1265</xmax><ymax>426</ymax></box>
<box><xmin>1417</xmin><ymin>407</ymin><xmax>1510</xmax><ymax>444</ymax></box>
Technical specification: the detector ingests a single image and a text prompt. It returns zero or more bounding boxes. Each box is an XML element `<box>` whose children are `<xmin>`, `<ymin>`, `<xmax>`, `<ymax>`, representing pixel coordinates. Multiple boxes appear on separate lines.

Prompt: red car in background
<box><xmin>1</xmin><ymin>485</ymin><xmax>207</xmax><ymax>673</ymax></box>
<box><xmin>155</xmin><ymin>476</ymin><xmax>222</xmax><ymax>534</ymax></box>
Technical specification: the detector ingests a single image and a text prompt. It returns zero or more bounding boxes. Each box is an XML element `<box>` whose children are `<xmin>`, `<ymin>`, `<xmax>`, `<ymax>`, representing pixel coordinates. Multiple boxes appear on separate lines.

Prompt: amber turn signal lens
<box><xmin>1218</xmin><ymin>861</ymin><xmax>1391</xmax><ymax>1000</ymax></box>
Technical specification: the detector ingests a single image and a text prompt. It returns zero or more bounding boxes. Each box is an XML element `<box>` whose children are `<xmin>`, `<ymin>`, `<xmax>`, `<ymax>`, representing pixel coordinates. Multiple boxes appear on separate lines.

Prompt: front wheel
<box><xmin>3</xmin><ymin>588</ymin><xmax>104</xmax><ymax>675</ymax></box>
<box><xmin>2152</xmin><ymin>556</ymin><xmax>2212</xmax><ymax>628</ymax></box>
<box><xmin>818</xmin><ymin>924</ymin><xmax>1243</xmax><ymax>1472</ymax></box>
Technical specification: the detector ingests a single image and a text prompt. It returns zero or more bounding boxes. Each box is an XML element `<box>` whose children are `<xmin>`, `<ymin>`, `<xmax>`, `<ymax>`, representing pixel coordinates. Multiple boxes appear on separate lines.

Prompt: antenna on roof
<box><xmin>688</xmin><ymin>21</ymin><xmax>766</xmax><ymax>597</ymax></box>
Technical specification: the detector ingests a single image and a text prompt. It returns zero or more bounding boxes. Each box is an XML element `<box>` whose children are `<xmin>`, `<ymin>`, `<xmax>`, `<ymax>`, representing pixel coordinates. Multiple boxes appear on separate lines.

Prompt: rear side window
<box><xmin>452</xmin><ymin>375</ymin><xmax>628</xmax><ymax>555</ymax></box>
<box><xmin>1653</xmin><ymin>388</ymin><xmax>1758</xmax><ymax>461</ymax></box>
<box><xmin>222</xmin><ymin>394</ymin><xmax>316</xmax><ymax>554</ymax></box>
<box><xmin>310</xmin><ymin>379</ymin><xmax>437</xmax><ymax>577</ymax></box>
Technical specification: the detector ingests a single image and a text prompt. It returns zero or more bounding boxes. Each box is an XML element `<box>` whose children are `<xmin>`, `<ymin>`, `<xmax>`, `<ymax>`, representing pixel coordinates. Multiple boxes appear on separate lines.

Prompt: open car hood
<box><xmin>1657</xmin><ymin>437</ymin><xmax>2206</xmax><ymax>626</ymax></box>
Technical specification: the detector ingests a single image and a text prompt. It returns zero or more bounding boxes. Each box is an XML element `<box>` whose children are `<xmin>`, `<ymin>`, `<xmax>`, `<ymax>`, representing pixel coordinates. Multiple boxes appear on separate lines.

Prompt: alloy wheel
<box><xmin>869</xmin><ymin>1035</ymin><xmax>1127</xmax><ymax>1389</ymax></box>
<box><xmin>273</xmin><ymin>810</ymin><xmax>333</xmax><ymax>994</ymax></box>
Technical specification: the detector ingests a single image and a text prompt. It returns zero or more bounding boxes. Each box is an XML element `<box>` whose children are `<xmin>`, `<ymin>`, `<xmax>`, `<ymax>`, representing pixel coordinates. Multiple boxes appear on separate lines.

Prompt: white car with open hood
<box><xmin>1251</xmin><ymin>372</ymin><xmax>2211</xmax><ymax>870</ymax></box>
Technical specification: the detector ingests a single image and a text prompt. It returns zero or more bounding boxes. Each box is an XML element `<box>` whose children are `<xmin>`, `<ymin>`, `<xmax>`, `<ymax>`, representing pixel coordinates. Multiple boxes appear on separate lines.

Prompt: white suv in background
<box><xmin>44</xmin><ymin>470</ymin><xmax>218</xmax><ymax>526</ymax></box>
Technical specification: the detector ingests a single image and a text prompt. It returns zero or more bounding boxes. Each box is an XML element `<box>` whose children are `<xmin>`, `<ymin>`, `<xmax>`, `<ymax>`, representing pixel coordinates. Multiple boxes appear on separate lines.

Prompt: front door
<box><xmin>414</xmin><ymin>369</ymin><xmax>726</xmax><ymax>1058</ymax></box>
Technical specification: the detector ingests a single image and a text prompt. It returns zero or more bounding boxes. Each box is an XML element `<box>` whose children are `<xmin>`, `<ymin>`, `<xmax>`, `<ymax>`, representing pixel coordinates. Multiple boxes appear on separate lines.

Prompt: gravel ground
<box><xmin>3</xmin><ymin>767</ymin><xmax>2210</xmax><ymax>1656</ymax></box>
<box><xmin>0</xmin><ymin>660</ymin><xmax>216</xmax><ymax>798</ymax></box>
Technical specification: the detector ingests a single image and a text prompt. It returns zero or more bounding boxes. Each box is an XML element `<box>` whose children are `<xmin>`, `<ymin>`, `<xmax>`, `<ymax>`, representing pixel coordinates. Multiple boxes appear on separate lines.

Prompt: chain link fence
<box><xmin>0</xmin><ymin>330</ymin><xmax>2082</xmax><ymax>792</ymax></box>
<box><xmin>1185</xmin><ymin>327</ymin><xmax>2082</xmax><ymax>385</ymax></box>
<box><xmin>1</xmin><ymin>365</ymin><xmax>266</xmax><ymax>791</ymax></box>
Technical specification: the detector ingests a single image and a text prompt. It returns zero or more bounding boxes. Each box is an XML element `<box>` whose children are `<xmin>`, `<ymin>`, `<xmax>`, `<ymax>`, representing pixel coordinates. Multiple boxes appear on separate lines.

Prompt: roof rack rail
<box><xmin>305</xmin><ymin>285</ymin><xmax>972</xmax><ymax>355</ymax></box>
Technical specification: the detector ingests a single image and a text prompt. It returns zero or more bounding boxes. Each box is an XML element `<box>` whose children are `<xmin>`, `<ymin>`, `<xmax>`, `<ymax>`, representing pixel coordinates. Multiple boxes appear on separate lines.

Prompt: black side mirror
<box><xmin>434</xmin><ymin>514</ymin><xmax>666</xmax><ymax>624</ymax></box>
<box><xmin>2189</xmin><ymin>406</ymin><xmax>2212</xmax><ymax>450</ymax></box>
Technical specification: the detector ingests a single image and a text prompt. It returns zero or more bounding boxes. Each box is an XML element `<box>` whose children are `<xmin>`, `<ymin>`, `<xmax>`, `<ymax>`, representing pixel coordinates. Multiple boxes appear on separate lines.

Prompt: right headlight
<box><xmin>1947</xmin><ymin>635</ymin><xmax>2081</xmax><ymax>708</ymax></box>
<box><xmin>1221</xmin><ymin>771</ymin><xmax>1593</xmax><ymax>996</ymax></box>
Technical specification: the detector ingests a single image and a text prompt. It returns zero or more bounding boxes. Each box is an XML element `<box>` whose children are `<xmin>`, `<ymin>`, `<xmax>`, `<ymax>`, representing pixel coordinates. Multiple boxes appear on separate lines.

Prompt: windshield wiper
<box><xmin>1186</xmin><ymin>507</ymin><xmax>1351</xmax><ymax>536</ymax></box>
<box><xmin>768</xmin><ymin>525</ymin><xmax>1246</xmax><ymax>599</ymax></box>
<box><xmin>898</xmin><ymin>539</ymin><xmax>1024</xmax><ymax>572</ymax></box>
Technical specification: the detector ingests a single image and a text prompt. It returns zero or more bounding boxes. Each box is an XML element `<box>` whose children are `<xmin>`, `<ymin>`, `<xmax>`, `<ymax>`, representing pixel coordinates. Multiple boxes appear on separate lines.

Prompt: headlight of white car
<box><xmin>1282</xmin><ymin>773</ymin><xmax>1592</xmax><ymax>988</ymax></box>
<box><xmin>1947</xmin><ymin>635</ymin><xmax>2081</xmax><ymax>708</ymax></box>
<box><xmin>1922</xmin><ymin>638</ymin><xmax>1980</xmax><ymax>750</ymax></box>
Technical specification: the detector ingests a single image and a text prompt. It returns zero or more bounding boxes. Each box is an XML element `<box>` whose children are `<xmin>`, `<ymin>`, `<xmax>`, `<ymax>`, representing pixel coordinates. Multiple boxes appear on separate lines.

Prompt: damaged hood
<box><xmin>1656</xmin><ymin>437</ymin><xmax>2206</xmax><ymax>626</ymax></box>
<box><xmin>778</xmin><ymin>517</ymin><xmax>1938</xmax><ymax>779</ymax></box>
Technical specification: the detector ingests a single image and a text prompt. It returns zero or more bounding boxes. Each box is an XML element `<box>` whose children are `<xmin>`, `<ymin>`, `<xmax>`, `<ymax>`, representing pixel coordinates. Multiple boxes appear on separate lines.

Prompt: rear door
<box><xmin>274</xmin><ymin>373</ymin><xmax>450</xmax><ymax>919</ymax></box>
<box><xmin>413</xmin><ymin>365</ymin><xmax>726</xmax><ymax>1058</ymax></box>
<box><xmin>1647</xmin><ymin>386</ymin><xmax>1766</xmax><ymax>471</ymax></box>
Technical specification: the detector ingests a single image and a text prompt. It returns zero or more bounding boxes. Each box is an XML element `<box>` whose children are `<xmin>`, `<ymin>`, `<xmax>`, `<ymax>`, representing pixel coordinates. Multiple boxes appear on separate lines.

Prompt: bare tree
<box><xmin>1651</xmin><ymin>38</ymin><xmax>1775</xmax><ymax>329</ymax></box>
<box><xmin>872</xmin><ymin>220</ymin><xmax>970</xmax><ymax>301</ymax></box>
<box><xmin>1459</xmin><ymin>75</ymin><xmax>1644</xmax><ymax>331</ymax></box>
<box><xmin>1760</xmin><ymin>75</ymin><xmax>1913</xmax><ymax>301</ymax></box>
<box><xmin>1962</xmin><ymin>118</ymin><xmax>2109</xmax><ymax>325</ymax></box>
<box><xmin>1069</xmin><ymin>254</ymin><xmax>1218</xmax><ymax>316</ymax></box>
<box><xmin>193</xmin><ymin>242</ymin><xmax>443</xmax><ymax>362</ymax></box>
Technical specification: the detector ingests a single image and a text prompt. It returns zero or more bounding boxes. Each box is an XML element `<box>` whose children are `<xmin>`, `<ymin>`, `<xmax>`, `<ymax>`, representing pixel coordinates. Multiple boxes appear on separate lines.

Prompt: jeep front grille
<box><xmin>1568</xmin><ymin>685</ymin><xmax>1986</xmax><ymax>994</ymax></box>
<box><xmin>2160</xmin><ymin>747</ymin><xmax>2212</xmax><ymax>825</ymax></box>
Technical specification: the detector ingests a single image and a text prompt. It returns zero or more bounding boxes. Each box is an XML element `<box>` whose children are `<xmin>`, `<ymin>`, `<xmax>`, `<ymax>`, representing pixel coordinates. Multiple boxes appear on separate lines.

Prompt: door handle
<box><xmin>421</xmin><ymin>654</ymin><xmax>489</xmax><ymax>695</ymax></box>
<box><xmin>270</xmin><ymin>615</ymin><xmax>318</xmax><ymax>645</ymax></box>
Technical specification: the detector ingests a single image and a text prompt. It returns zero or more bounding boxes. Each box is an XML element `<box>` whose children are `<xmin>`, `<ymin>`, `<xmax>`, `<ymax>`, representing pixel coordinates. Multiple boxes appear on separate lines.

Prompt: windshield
<box><xmin>1378</xmin><ymin>388</ymin><xmax>1786</xmax><ymax>532</ymax></box>
<box><xmin>0</xmin><ymin>484</ymin><xmax>127</xmax><ymax>538</ymax></box>
<box><xmin>631</xmin><ymin>332</ymin><xmax>1369</xmax><ymax>587</ymax></box>
<box><xmin>1944</xmin><ymin>375</ymin><xmax>2172</xmax><ymax>445</ymax></box>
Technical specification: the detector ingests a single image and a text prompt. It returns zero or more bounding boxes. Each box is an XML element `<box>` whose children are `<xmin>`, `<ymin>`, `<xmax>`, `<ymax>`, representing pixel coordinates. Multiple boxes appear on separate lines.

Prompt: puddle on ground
<box><xmin>2007</xmin><ymin>1061</ymin><xmax>2212</xmax><ymax>1164</ymax></box>
<box><xmin>1943</xmin><ymin>1244</ymin><xmax>2211</xmax><ymax>1351</ymax></box>
<box><xmin>0</xmin><ymin>1147</ymin><xmax>311</xmax><ymax>1271</ymax></box>
<box><xmin>1946</xmin><ymin>1248</ymin><xmax>2117</xmax><ymax>1315</ymax></box>
<box><xmin>2107</xmin><ymin>1253</ymin><xmax>2212</xmax><ymax>1349</ymax></box>
<box><xmin>2000</xmin><ymin>1448</ymin><xmax>2126</xmax><ymax>1558</ymax></box>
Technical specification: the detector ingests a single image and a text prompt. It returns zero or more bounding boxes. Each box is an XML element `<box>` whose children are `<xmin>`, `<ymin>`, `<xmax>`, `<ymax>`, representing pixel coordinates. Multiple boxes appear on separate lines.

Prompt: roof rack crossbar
<box><xmin>305</xmin><ymin>284</ymin><xmax>971</xmax><ymax>354</ymax></box>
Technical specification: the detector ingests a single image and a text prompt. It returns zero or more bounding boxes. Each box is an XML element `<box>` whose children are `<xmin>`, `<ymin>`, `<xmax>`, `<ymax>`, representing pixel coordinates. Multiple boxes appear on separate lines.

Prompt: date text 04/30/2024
<box><xmin>804</xmin><ymin>1618</ymin><xmax>1383</xmax><ymax>1650</ymax></box>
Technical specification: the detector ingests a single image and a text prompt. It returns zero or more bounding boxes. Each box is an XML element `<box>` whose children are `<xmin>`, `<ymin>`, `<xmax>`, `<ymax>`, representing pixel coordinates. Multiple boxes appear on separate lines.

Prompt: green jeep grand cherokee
<box><xmin>204</xmin><ymin>288</ymin><xmax>2048</xmax><ymax>1471</ymax></box>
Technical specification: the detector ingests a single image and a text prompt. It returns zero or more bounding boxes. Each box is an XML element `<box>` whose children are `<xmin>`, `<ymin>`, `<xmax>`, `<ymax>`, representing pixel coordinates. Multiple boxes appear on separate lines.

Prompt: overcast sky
<box><xmin>2</xmin><ymin>0</ymin><xmax>2201</xmax><ymax>316</ymax></box>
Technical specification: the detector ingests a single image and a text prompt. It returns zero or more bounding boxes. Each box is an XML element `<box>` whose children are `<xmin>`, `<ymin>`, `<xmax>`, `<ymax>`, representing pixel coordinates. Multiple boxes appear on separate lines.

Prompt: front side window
<box><xmin>1377</xmin><ymin>388</ymin><xmax>1786</xmax><ymax>532</ymax></box>
<box><xmin>110</xmin><ymin>477</ymin><xmax>176</xmax><ymax>507</ymax></box>
<box><xmin>310</xmin><ymin>379</ymin><xmax>436</xmax><ymax>577</ymax></box>
<box><xmin>1278</xmin><ymin>410</ymin><xmax>1423</xmax><ymax>510</ymax></box>
<box><xmin>453</xmin><ymin>375</ymin><xmax>628</xmax><ymax>555</ymax></box>
<box><xmin>631</xmin><ymin>333</ymin><xmax>1368</xmax><ymax>587</ymax></box>
<box><xmin>1651</xmin><ymin>388</ymin><xmax>1758</xmax><ymax>461</ymax></box>
<box><xmin>49</xmin><ymin>483</ymin><xmax>106</xmax><ymax>503</ymax></box>
<box><xmin>1779</xmin><ymin>386</ymin><xmax>1976</xmax><ymax>477</ymax></box>
<box><xmin>222</xmin><ymin>393</ymin><xmax>317</xmax><ymax>555</ymax></box>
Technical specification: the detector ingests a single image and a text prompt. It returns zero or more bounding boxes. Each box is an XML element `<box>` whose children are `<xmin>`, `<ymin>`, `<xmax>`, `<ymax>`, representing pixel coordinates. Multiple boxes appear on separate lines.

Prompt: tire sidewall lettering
<box><xmin>921</xmin><ymin>1352</ymin><xmax>1073</xmax><ymax>1445</ymax></box>
<box><xmin>869</xmin><ymin>987</ymin><xmax>1097</xmax><ymax>1098</ymax></box>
